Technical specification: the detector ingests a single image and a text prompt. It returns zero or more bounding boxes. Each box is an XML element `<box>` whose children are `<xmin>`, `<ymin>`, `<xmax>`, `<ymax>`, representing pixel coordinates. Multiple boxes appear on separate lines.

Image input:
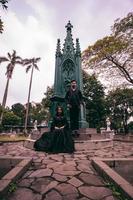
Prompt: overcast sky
<box><xmin>0</xmin><ymin>0</ymin><xmax>132</xmax><ymax>107</ymax></box>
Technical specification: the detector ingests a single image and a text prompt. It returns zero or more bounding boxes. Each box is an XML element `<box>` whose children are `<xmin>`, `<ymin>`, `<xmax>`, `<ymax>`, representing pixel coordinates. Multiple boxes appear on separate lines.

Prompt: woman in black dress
<box><xmin>34</xmin><ymin>106</ymin><xmax>75</xmax><ymax>153</ymax></box>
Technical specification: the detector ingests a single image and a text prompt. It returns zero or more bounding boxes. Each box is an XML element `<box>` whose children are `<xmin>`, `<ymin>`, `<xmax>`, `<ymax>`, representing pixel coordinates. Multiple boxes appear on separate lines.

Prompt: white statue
<box><xmin>106</xmin><ymin>117</ymin><xmax>111</xmax><ymax>131</ymax></box>
<box><xmin>33</xmin><ymin>120</ymin><xmax>38</xmax><ymax>131</ymax></box>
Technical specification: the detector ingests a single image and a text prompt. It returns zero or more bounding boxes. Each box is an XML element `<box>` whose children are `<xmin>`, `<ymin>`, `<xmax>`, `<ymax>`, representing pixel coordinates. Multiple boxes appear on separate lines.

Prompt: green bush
<box><xmin>128</xmin><ymin>121</ymin><xmax>133</xmax><ymax>134</ymax></box>
<box><xmin>0</xmin><ymin>124</ymin><xmax>4</xmax><ymax>133</ymax></box>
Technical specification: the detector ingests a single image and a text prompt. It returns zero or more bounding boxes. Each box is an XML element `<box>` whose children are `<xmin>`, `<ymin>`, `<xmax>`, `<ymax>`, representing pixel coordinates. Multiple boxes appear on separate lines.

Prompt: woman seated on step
<box><xmin>34</xmin><ymin>106</ymin><xmax>75</xmax><ymax>153</ymax></box>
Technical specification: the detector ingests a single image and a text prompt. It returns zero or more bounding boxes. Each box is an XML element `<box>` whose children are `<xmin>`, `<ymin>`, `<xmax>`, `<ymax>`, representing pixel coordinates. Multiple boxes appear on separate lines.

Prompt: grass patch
<box><xmin>104</xmin><ymin>180</ymin><xmax>129</xmax><ymax>200</ymax></box>
<box><xmin>0</xmin><ymin>134</ymin><xmax>28</xmax><ymax>142</ymax></box>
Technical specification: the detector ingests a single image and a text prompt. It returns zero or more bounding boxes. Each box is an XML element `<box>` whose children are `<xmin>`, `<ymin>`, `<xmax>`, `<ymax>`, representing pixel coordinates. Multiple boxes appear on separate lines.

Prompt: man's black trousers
<box><xmin>69</xmin><ymin>106</ymin><xmax>80</xmax><ymax>131</ymax></box>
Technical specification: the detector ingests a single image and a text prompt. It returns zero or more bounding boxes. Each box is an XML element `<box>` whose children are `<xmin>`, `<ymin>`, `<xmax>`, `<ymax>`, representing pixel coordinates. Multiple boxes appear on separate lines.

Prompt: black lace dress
<box><xmin>34</xmin><ymin>115</ymin><xmax>75</xmax><ymax>153</ymax></box>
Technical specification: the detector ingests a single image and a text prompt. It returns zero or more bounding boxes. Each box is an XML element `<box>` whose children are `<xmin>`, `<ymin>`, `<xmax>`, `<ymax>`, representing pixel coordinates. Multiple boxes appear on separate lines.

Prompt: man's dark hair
<box><xmin>71</xmin><ymin>79</ymin><xmax>77</xmax><ymax>83</ymax></box>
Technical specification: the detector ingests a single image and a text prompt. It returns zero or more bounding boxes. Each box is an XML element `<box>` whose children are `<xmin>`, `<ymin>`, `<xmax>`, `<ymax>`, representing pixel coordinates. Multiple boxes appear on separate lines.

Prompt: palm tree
<box><xmin>0</xmin><ymin>0</ymin><xmax>8</xmax><ymax>34</ymax></box>
<box><xmin>23</xmin><ymin>57</ymin><xmax>41</xmax><ymax>133</ymax></box>
<box><xmin>0</xmin><ymin>50</ymin><xmax>23</xmax><ymax>124</ymax></box>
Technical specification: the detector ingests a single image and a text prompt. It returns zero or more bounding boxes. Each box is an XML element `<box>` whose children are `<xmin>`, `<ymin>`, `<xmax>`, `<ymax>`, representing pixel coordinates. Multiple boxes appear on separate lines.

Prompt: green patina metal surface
<box><xmin>50</xmin><ymin>21</ymin><xmax>88</xmax><ymax>128</ymax></box>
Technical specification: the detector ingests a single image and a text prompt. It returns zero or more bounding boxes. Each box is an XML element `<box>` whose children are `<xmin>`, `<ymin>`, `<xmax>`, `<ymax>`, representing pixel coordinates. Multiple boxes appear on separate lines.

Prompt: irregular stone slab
<box><xmin>77</xmin><ymin>163</ymin><xmax>93</xmax><ymax>173</ymax></box>
<box><xmin>76</xmin><ymin>160</ymin><xmax>91</xmax><ymax>165</ymax></box>
<box><xmin>22</xmin><ymin>170</ymin><xmax>34</xmax><ymax>178</ymax></box>
<box><xmin>7</xmin><ymin>188</ymin><xmax>41</xmax><ymax>200</ymax></box>
<box><xmin>79</xmin><ymin>186</ymin><xmax>112</xmax><ymax>200</ymax></box>
<box><xmin>62</xmin><ymin>193</ymin><xmax>80</xmax><ymax>200</ymax></box>
<box><xmin>68</xmin><ymin>177</ymin><xmax>83</xmax><ymax>187</ymax></box>
<box><xmin>33</xmin><ymin>158</ymin><xmax>43</xmax><ymax>163</ymax></box>
<box><xmin>45</xmin><ymin>190</ymin><xmax>62</xmax><ymax>200</ymax></box>
<box><xmin>42</xmin><ymin>159</ymin><xmax>56</xmax><ymax>165</ymax></box>
<box><xmin>29</xmin><ymin>168</ymin><xmax>52</xmax><ymax>178</ymax></box>
<box><xmin>18</xmin><ymin>178</ymin><xmax>34</xmax><ymax>187</ymax></box>
<box><xmin>36</xmin><ymin>164</ymin><xmax>46</xmax><ymax>169</ymax></box>
<box><xmin>52</xmin><ymin>173</ymin><xmax>68</xmax><ymax>182</ymax></box>
<box><xmin>54</xmin><ymin>163</ymin><xmax>80</xmax><ymax>176</ymax></box>
<box><xmin>104</xmin><ymin>196</ymin><xmax>118</xmax><ymax>200</ymax></box>
<box><xmin>30</xmin><ymin>177</ymin><xmax>53</xmax><ymax>193</ymax></box>
<box><xmin>79</xmin><ymin>173</ymin><xmax>104</xmax><ymax>186</ymax></box>
<box><xmin>56</xmin><ymin>183</ymin><xmax>79</xmax><ymax>198</ymax></box>
<box><xmin>54</xmin><ymin>168</ymin><xmax>80</xmax><ymax>176</ymax></box>
<box><xmin>41</xmin><ymin>181</ymin><xmax>58</xmax><ymax>195</ymax></box>
<box><xmin>49</xmin><ymin>155</ymin><xmax>63</xmax><ymax>162</ymax></box>
<box><xmin>47</xmin><ymin>161</ymin><xmax>63</xmax><ymax>169</ymax></box>
<box><xmin>64</xmin><ymin>161</ymin><xmax>77</xmax><ymax>166</ymax></box>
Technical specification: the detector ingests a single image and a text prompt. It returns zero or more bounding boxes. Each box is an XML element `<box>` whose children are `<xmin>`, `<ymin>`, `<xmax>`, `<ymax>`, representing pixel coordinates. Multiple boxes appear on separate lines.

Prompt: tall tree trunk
<box><xmin>24</xmin><ymin>66</ymin><xmax>34</xmax><ymax>133</ymax></box>
<box><xmin>0</xmin><ymin>77</ymin><xmax>10</xmax><ymax>124</ymax></box>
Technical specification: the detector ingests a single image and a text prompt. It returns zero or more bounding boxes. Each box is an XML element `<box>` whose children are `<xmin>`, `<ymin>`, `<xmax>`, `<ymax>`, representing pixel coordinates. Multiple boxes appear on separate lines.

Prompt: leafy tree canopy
<box><xmin>83</xmin><ymin>70</ymin><xmax>106</xmax><ymax>129</ymax></box>
<box><xmin>106</xmin><ymin>87</ymin><xmax>133</xmax><ymax>133</ymax></box>
<box><xmin>0</xmin><ymin>0</ymin><xmax>9</xmax><ymax>33</ymax></box>
<box><xmin>82</xmin><ymin>12</ymin><xmax>133</xmax><ymax>86</ymax></box>
<box><xmin>3</xmin><ymin>111</ymin><xmax>21</xmax><ymax>126</ymax></box>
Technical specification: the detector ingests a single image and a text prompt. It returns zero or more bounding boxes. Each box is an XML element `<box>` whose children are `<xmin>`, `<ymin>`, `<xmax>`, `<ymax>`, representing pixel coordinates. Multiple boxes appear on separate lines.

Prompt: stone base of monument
<box><xmin>23</xmin><ymin>128</ymin><xmax>113</xmax><ymax>151</ymax></box>
<box><xmin>77</xmin><ymin>128</ymin><xmax>107</xmax><ymax>140</ymax></box>
<box><xmin>101</xmin><ymin>130</ymin><xmax>115</xmax><ymax>140</ymax></box>
<box><xmin>28</xmin><ymin>131</ymin><xmax>41</xmax><ymax>140</ymax></box>
<box><xmin>23</xmin><ymin>138</ymin><xmax>113</xmax><ymax>151</ymax></box>
<box><xmin>23</xmin><ymin>138</ymin><xmax>35</xmax><ymax>150</ymax></box>
<box><xmin>75</xmin><ymin>139</ymin><xmax>113</xmax><ymax>151</ymax></box>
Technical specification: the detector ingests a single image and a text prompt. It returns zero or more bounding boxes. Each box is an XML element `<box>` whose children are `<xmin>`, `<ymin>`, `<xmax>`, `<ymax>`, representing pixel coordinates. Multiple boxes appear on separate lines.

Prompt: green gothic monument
<box><xmin>50</xmin><ymin>21</ymin><xmax>88</xmax><ymax>128</ymax></box>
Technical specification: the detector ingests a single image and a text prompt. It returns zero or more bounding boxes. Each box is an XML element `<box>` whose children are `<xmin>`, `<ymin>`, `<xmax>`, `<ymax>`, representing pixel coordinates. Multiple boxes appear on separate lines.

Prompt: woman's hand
<box><xmin>55</xmin><ymin>126</ymin><xmax>64</xmax><ymax>130</ymax></box>
<box><xmin>55</xmin><ymin>126</ymin><xmax>59</xmax><ymax>130</ymax></box>
<box><xmin>60</xmin><ymin>126</ymin><xmax>65</xmax><ymax>129</ymax></box>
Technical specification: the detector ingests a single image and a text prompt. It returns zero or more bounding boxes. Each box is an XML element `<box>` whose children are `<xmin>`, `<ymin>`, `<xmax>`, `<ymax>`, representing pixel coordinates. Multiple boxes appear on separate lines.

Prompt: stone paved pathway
<box><xmin>0</xmin><ymin>141</ymin><xmax>133</xmax><ymax>200</ymax></box>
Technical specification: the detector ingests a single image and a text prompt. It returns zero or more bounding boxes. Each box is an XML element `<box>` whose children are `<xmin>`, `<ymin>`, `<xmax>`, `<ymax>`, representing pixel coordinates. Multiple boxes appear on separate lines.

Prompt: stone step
<box><xmin>23</xmin><ymin>138</ymin><xmax>113</xmax><ymax>151</ymax></box>
<box><xmin>76</xmin><ymin>133</ymin><xmax>106</xmax><ymax>140</ymax></box>
<box><xmin>29</xmin><ymin>132</ymin><xmax>106</xmax><ymax>141</ymax></box>
<box><xmin>79</xmin><ymin>128</ymin><xmax>97</xmax><ymax>134</ymax></box>
<box><xmin>29</xmin><ymin>128</ymin><xmax>49</xmax><ymax>140</ymax></box>
<box><xmin>23</xmin><ymin>139</ymin><xmax>35</xmax><ymax>150</ymax></box>
<box><xmin>28</xmin><ymin>133</ymin><xmax>42</xmax><ymax>140</ymax></box>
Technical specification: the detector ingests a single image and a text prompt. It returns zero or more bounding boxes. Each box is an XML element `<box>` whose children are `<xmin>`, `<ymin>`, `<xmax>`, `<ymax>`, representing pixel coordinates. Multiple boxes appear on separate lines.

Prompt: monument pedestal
<box><xmin>23</xmin><ymin>128</ymin><xmax>113</xmax><ymax>151</ymax></box>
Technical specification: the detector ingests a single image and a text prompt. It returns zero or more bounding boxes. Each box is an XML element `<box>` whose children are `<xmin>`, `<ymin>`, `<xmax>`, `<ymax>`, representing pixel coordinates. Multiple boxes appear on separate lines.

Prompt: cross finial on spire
<box><xmin>65</xmin><ymin>21</ymin><xmax>73</xmax><ymax>32</ymax></box>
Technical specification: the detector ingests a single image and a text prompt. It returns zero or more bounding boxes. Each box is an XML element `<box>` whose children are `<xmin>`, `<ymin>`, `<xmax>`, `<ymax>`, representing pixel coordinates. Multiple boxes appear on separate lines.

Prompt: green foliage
<box><xmin>42</xmin><ymin>86</ymin><xmax>54</xmax><ymax>107</ymax></box>
<box><xmin>30</xmin><ymin>103</ymin><xmax>47</xmax><ymax>124</ymax></box>
<box><xmin>83</xmin><ymin>70</ymin><xmax>106</xmax><ymax>129</ymax></box>
<box><xmin>0</xmin><ymin>18</ymin><xmax>3</xmax><ymax>33</ymax></box>
<box><xmin>41</xmin><ymin>86</ymin><xmax>54</xmax><ymax>120</ymax></box>
<box><xmin>128</xmin><ymin>121</ymin><xmax>133</xmax><ymax>134</ymax></box>
<box><xmin>86</xmin><ymin>36</ymin><xmax>127</xmax><ymax>64</ymax></box>
<box><xmin>104</xmin><ymin>180</ymin><xmax>128</xmax><ymax>200</ymax></box>
<box><xmin>8</xmin><ymin>182</ymin><xmax>17</xmax><ymax>193</ymax></box>
<box><xmin>0</xmin><ymin>123</ymin><xmax>3</xmax><ymax>132</ymax></box>
<box><xmin>3</xmin><ymin>111</ymin><xmax>21</xmax><ymax>126</ymax></box>
<box><xmin>82</xmin><ymin>12</ymin><xmax>133</xmax><ymax>86</ymax></box>
<box><xmin>112</xmin><ymin>12</ymin><xmax>133</xmax><ymax>36</ymax></box>
<box><xmin>11</xmin><ymin>103</ymin><xmax>25</xmax><ymax>125</ymax></box>
<box><xmin>106</xmin><ymin>88</ymin><xmax>133</xmax><ymax>133</ymax></box>
<box><xmin>0</xmin><ymin>0</ymin><xmax>8</xmax><ymax>9</ymax></box>
<box><xmin>0</xmin><ymin>0</ymin><xmax>9</xmax><ymax>33</ymax></box>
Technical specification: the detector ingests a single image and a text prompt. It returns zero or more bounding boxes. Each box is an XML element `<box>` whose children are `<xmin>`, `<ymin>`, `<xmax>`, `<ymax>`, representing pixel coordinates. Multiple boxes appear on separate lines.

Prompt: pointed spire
<box><xmin>56</xmin><ymin>39</ymin><xmax>61</xmax><ymax>57</ymax></box>
<box><xmin>76</xmin><ymin>38</ymin><xmax>81</xmax><ymax>56</ymax></box>
<box><xmin>65</xmin><ymin>21</ymin><xmax>73</xmax><ymax>32</ymax></box>
<box><xmin>62</xmin><ymin>21</ymin><xmax>75</xmax><ymax>55</ymax></box>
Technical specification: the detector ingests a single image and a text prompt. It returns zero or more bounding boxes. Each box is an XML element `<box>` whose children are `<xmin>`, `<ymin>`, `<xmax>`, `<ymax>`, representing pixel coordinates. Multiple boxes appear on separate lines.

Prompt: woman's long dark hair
<box><xmin>56</xmin><ymin>106</ymin><xmax>64</xmax><ymax>116</ymax></box>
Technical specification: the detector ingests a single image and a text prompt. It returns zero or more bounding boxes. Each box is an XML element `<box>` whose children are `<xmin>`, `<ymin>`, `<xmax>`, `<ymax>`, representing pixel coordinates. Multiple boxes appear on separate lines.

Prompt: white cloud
<box><xmin>0</xmin><ymin>0</ymin><xmax>132</xmax><ymax>107</ymax></box>
<box><xmin>0</xmin><ymin>4</ymin><xmax>57</xmax><ymax>107</ymax></box>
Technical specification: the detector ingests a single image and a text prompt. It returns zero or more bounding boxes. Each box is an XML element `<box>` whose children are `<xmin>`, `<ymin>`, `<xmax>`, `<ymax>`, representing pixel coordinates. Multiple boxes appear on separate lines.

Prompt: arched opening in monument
<box><xmin>62</xmin><ymin>59</ymin><xmax>75</xmax><ymax>92</ymax></box>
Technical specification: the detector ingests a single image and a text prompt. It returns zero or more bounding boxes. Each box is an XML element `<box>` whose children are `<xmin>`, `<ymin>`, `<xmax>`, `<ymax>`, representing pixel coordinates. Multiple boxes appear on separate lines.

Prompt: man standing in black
<box><xmin>65</xmin><ymin>80</ymin><xmax>83</xmax><ymax>137</ymax></box>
